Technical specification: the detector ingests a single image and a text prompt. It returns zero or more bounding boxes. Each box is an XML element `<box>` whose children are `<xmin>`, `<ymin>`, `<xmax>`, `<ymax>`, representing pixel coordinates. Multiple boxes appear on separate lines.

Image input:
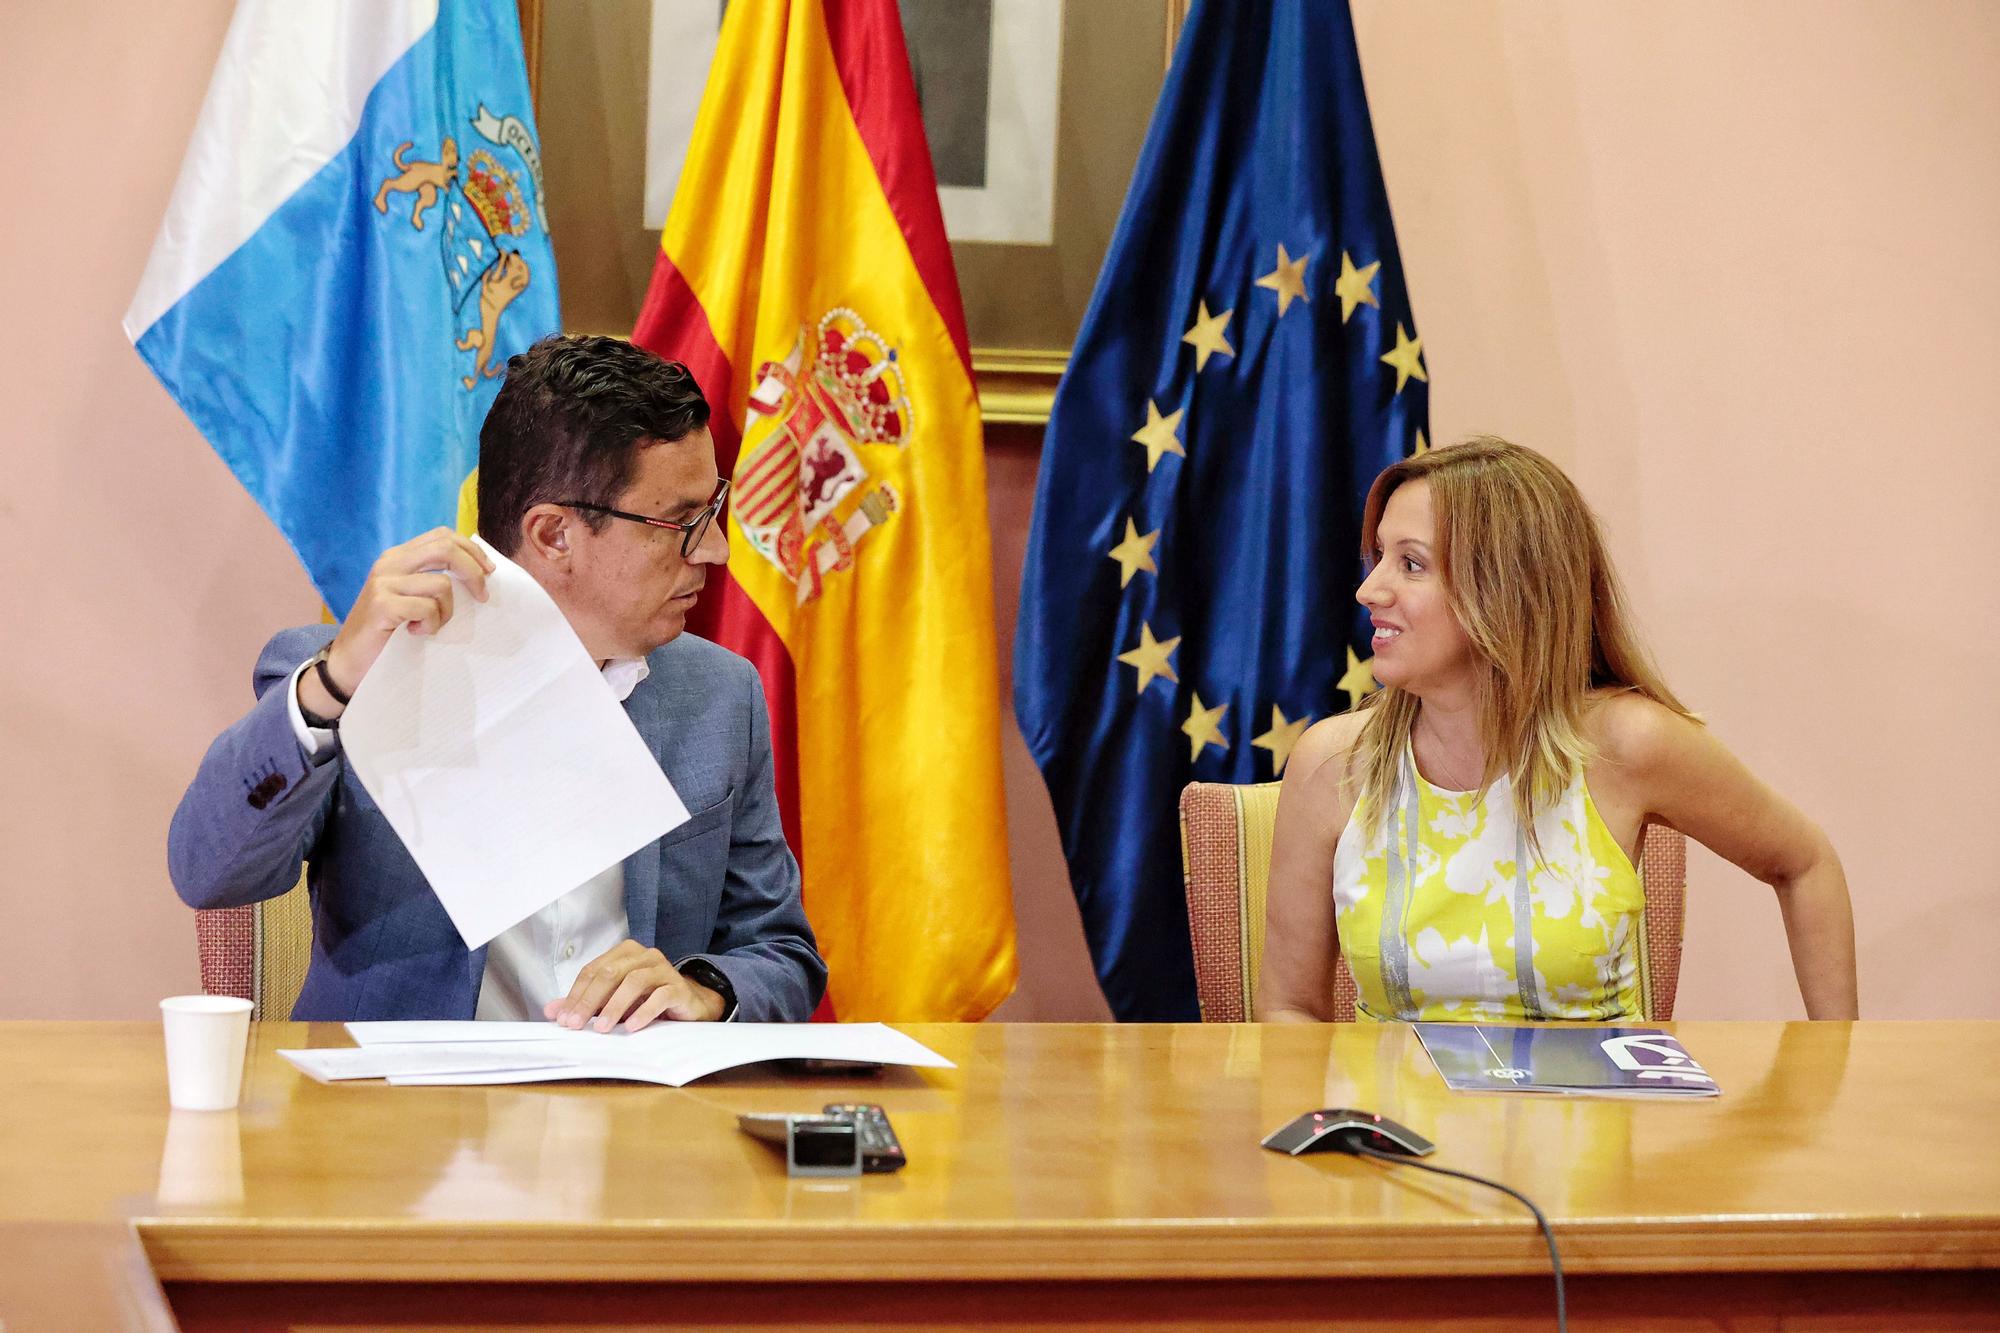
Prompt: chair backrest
<box><xmin>195</xmin><ymin>872</ymin><xmax>312</xmax><ymax>1021</ymax></box>
<box><xmin>1635</xmin><ymin>820</ymin><xmax>1686</xmax><ymax>1021</ymax></box>
<box><xmin>1178</xmin><ymin>781</ymin><xmax>1687</xmax><ymax>1021</ymax></box>
<box><xmin>1178</xmin><ymin>781</ymin><xmax>1358</xmax><ymax>1021</ymax></box>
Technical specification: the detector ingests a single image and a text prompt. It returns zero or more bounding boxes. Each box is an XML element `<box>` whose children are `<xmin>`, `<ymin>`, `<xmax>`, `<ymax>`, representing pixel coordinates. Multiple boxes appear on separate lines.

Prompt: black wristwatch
<box><xmin>678</xmin><ymin>957</ymin><xmax>739</xmax><ymax>1022</ymax></box>
<box><xmin>297</xmin><ymin>654</ymin><xmax>341</xmax><ymax>731</ymax></box>
<box><xmin>296</xmin><ymin>640</ymin><xmax>352</xmax><ymax>728</ymax></box>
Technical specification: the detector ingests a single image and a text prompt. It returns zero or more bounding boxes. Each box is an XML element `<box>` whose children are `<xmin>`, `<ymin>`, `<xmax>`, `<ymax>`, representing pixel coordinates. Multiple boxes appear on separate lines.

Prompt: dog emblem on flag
<box><xmin>734</xmin><ymin>308</ymin><xmax>912</xmax><ymax>604</ymax></box>
<box><xmin>371</xmin><ymin>104</ymin><xmax>547</xmax><ymax>392</ymax></box>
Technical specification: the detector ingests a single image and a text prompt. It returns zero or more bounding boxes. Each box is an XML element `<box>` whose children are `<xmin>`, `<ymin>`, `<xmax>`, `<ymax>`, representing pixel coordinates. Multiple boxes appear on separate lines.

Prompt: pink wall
<box><xmin>3</xmin><ymin>2</ymin><xmax>1993</xmax><ymax>1020</ymax></box>
<box><xmin>3</xmin><ymin>4</ymin><xmax>320</xmax><ymax>1018</ymax></box>
<box><xmin>1351</xmin><ymin>0</ymin><xmax>2000</xmax><ymax>1019</ymax></box>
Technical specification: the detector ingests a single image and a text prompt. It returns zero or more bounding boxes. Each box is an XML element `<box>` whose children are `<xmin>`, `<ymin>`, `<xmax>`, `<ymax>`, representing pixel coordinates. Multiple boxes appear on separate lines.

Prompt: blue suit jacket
<box><xmin>168</xmin><ymin>625</ymin><xmax>825</xmax><ymax>1021</ymax></box>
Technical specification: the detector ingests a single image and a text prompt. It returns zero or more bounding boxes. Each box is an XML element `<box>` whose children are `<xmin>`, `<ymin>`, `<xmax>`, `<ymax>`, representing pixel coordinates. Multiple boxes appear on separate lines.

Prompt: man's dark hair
<box><xmin>478</xmin><ymin>334</ymin><xmax>712</xmax><ymax>555</ymax></box>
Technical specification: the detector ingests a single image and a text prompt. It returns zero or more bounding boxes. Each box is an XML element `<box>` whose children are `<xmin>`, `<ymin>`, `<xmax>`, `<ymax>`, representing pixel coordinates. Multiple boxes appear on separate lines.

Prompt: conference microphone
<box><xmin>1262</xmin><ymin>1108</ymin><xmax>1567</xmax><ymax>1332</ymax></box>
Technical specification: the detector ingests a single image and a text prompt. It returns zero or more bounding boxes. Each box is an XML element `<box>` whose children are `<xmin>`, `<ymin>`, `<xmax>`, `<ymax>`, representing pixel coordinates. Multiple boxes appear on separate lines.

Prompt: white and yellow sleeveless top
<box><xmin>1331</xmin><ymin>747</ymin><xmax>1646</xmax><ymax>1022</ymax></box>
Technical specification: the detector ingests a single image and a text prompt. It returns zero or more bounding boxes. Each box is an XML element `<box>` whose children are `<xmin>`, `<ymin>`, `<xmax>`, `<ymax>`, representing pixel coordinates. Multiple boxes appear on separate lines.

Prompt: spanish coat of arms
<box><xmin>735</xmin><ymin>308</ymin><xmax>913</xmax><ymax>603</ymax></box>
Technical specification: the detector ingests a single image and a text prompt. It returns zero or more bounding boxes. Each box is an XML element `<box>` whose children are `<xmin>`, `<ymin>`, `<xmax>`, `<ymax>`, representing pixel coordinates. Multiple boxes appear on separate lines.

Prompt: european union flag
<box><xmin>1015</xmin><ymin>0</ymin><xmax>1429</xmax><ymax>1020</ymax></box>
<box><xmin>125</xmin><ymin>0</ymin><xmax>560</xmax><ymax>618</ymax></box>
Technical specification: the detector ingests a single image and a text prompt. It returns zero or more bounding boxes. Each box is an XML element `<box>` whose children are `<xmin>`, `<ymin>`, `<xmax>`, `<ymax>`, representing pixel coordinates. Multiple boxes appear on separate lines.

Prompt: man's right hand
<box><xmin>298</xmin><ymin>529</ymin><xmax>495</xmax><ymax>720</ymax></box>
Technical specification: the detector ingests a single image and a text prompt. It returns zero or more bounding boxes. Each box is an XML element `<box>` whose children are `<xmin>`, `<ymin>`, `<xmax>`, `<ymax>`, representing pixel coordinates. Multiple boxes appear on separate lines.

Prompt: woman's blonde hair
<box><xmin>1351</xmin><ymin>436</ymin><xmax>1694</xmax><ymax>841</ymax></box>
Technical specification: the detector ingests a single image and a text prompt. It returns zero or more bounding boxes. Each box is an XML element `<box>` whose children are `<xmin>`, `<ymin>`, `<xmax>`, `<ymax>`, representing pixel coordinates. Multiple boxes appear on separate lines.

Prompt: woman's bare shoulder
<box><xmin>1584</xmin><ymin>689</ymin><xmax>1702</xmax><ymax>770</ymax></box>
<box><xmin>1274</xmin><ymin>708</ymin><xmax>1374</xmax><ymax>850</ymax></box>
<box><xmin>1288</xmin><ymin>708</ymin><xmax>1373</xmax><ymax>789</ymax></box>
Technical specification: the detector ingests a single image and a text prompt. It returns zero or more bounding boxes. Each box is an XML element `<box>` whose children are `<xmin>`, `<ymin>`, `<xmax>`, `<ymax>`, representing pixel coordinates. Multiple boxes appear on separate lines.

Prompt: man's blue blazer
<box><xmin>168</xmin><ymin>625</ymin><xmax>826</xmax><ymax>1022</ymax></box>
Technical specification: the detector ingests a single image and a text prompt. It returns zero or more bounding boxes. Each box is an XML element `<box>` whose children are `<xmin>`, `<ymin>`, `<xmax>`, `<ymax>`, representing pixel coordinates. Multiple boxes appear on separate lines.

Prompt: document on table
<box><xmin>1416</xmin><ymin>1023</ymin><xmax>1721</xmax><ymax>1098</ymax></box>
<box><xmin>336</xmin><ymin>537</ymin><xmax>688</xmax><ymax>948</ymax></box>
<box><xmin>279</xmin><ymin>1043</ymin><xmax>574</xmax><ymax>1082</ymax></box>
<box><xmin>278</xmin><ymin>1022</ymin><xmax>955</xmax><ymax>1088</ymax></box>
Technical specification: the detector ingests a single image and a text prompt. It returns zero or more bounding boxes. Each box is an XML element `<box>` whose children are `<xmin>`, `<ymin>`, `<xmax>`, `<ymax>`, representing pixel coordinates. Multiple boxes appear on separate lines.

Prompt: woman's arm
<box><xmin>1598</xmin><ymin>697</ymin><xmax>1858</xmax><ymax>1019</ymax></box>
<box><xmin>1256</xmin><ymin>714</ymin><xmax>1366</xmax><ymax>1022</ymax></box>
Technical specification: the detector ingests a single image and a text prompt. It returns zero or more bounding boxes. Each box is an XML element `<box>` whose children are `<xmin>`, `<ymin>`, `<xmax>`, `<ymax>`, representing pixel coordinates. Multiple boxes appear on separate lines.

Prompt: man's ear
<box><xmin>520</xmin><ymin>505</ymin><xmax>571</xmax><ymax>562</ymax></box>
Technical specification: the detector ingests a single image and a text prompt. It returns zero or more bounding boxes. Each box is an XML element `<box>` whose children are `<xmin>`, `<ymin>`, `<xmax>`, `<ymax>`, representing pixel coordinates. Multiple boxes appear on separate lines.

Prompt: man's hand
<box><xmin>546</xmin><ymin>940</ymin><xmax>726</xmax><ymax>1031</ymax></box>
<box><xmin>300</xmin><ymin>529</ymin><xmax>493</xmax><ymax>720</ymax></box>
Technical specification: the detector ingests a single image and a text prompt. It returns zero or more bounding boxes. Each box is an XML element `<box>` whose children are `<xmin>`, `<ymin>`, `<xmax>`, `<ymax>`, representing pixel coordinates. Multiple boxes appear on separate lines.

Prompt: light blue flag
<box><xmin>125</xmin><ymin>0</ymin><xmax>560</xmax><ymax>617</ymax></box>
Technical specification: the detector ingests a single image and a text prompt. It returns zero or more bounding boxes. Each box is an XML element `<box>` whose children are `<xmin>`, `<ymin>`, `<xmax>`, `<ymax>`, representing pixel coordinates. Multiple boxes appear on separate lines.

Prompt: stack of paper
<box><xmin>279</xmin><ymin>1021</ymin><xmax>954</xmax><ymax>1088</ymax></box>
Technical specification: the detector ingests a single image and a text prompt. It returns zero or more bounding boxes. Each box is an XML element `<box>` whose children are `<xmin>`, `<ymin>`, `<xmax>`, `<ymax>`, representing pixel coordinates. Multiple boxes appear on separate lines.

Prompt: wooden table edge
<box><xmin>134</xmin><ymin>1214</ymin><xmax>2000</xmax><ymax>1284</ymax></box>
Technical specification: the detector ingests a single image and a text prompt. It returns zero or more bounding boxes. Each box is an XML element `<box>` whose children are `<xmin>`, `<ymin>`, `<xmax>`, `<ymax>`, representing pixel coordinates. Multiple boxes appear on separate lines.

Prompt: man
<box><xmin>169</xmin><ymin>335</ymin><xmax>825</xmax><ymax>1026</ymax></box>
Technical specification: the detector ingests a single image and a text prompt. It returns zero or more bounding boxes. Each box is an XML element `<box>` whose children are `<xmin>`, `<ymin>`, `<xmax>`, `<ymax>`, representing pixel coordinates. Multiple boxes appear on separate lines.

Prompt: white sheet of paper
<box><xmin>325</xmin><ymin>1021</ymin><xmax>955</xmax><ymax>1087</ymax></box>
<box><xmin>279</xmin><ymin>1043</ymin><xmax>575</xmax><ymax>1082</ymax></box>
<box><xmin>346</xmin><ymin>1021</ymin><xmax>565</xmax><ymax>1046</ymax></box>
<box><xmin>336</xmin><ymin>538</ymin><xmax>688</xmax><ymax>948</ymax></box>
<box><xmin>389</xmin><ymin>1063</ymin><xmax>685</xmax><ymax>1087</ymax></box>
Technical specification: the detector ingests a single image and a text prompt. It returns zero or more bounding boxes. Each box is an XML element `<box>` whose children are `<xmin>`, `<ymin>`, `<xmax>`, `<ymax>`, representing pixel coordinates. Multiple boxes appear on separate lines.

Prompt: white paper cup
<box><xmin>160</xmin><ymin>995</ymin><xmax>253</xmax><ymax>1111</ymax></box>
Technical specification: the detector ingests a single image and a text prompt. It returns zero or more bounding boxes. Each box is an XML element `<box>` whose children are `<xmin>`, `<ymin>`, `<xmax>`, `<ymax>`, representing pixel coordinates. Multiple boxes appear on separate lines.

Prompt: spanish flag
<box><xmin>632</xmin><ymin>0</ymin><xmax>1016</xmax><ymax>1021</ymax></box>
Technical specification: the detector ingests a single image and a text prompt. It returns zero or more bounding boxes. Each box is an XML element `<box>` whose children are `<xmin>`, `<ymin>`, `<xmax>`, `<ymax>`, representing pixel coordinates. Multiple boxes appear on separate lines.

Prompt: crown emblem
<box><xmin>813</xmin><ymin>308</ymin><xmax>912</xmax><ymax>448</ymax></box>
<box><xmin>732</xmin><ymin>305</ymin><xmax>916</xmax><ymax>603</ymax></box>
<box><xmin>462</xmin><ymin>149</ymin><xmax>529</xmax><ymax>239</ymax></box>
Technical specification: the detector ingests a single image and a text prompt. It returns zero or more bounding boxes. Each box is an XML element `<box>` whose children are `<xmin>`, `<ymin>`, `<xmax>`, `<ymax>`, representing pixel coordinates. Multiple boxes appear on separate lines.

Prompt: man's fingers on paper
<box><xmin>556</xmin><ymin>963</ymin><xmax>622</xmax><ymax>1029</ymax></box>
<box><xmin>592</xmin><ymin>969</ymin><xmax>670</xmax><ymax>1033</ymax></box>
<box><xmin>387</xmin><ymin>572</ymin><xmax>454</xmax><ymax>634</ymax></box>
<box><xmin>408</xmin><ymin>526</ymin><xmax>481</xmax><ymax>567</ymax></box>
<box><xmin>622</xmin><ymin>986</ymin><xmax>678</xmax><ymax>1032</ymax></box>
<box><xmin>384</xmin><ymin>529</ymin><xmax>492</xmax><ymax>602</ymax></box>
<box><xmin>558</xmin><ymin>942</ymin><xmax>664</xmax><ymax>1028</ymax></box>
<box><xmin>421</xmin><ymin>533</ymin><xmax>493</xmax><ymax>603</ymax></box>
<box><xmin>658</xmin><ymin>980</ymin><xmax>714</xmax><ymax>1023</ymax></box>
<box><xmin>370</xmin><ymin>529</ymin><xmax>446</xmax><ymax>579</ymax></box>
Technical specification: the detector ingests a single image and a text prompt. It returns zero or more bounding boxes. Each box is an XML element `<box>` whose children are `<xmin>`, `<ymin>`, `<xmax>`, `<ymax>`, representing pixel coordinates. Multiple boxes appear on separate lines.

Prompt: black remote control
<box><xmin>824</xmin><ymin>1103</ymin><xmax>906</xmax><ymax>1173</ymax></box>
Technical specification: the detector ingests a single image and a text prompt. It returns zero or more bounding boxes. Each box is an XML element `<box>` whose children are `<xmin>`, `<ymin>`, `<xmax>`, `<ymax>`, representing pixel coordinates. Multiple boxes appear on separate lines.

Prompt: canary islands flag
<box><xmin>124</xmin><ymin>0</ymin><xmax>559</xmax><ymax>617</ymax></box>
<box><xmin>632</xmin><ymin>0</ymin><xmax>1016</xmax><ymax>1021</ymax></box>
<box><xmin>1015</xmin><ymin>0</ymin><xmax>1429</xmax><ymax>1020</ymax></box>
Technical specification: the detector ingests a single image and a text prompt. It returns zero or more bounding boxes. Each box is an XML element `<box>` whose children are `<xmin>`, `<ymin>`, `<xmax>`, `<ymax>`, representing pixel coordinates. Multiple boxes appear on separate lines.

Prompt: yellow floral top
<box><xmin>1331</xmin><ymin>747</ymin><xmax>1646</xmax><ymax>1022</ymax></box>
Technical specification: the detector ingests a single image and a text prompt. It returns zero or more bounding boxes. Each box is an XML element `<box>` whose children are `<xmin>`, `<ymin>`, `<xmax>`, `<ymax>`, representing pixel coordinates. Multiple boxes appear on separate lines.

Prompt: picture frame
<box><xmin>519</xmin><ymin>0</ymin><xmax>1190</xmax><ymax>424</ymax></box>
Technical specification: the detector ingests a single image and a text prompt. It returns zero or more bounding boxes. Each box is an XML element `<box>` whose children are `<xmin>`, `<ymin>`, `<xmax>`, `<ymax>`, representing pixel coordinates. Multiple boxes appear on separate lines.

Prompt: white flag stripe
<box><xmin>123</xmin><ymin>0</ymin><xmax>437</xmax><ymax>342</ymax></box>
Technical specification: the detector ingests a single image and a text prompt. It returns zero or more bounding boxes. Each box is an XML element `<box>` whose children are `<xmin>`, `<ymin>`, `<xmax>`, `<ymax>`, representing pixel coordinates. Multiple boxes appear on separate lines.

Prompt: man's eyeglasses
<box><xmin>557</xmin><ymin>478</ymin><xmax>730</xmax><ymax>558</ymax></box>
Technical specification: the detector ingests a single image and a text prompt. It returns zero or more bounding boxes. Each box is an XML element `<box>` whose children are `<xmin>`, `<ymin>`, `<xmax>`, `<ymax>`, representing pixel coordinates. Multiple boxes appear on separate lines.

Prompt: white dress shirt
<box><xmin>287</xmin><ymin>653</ymin><xmax>650</xmax><ymax>1021</ymax></box>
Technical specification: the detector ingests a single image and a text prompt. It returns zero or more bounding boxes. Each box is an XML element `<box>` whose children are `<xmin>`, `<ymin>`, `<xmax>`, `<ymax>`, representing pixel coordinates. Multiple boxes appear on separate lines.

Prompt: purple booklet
<box><xmin>1415</xmin><ymin>1024</ymin><xmax>1721</xmax><ymax>1098</ymax></box>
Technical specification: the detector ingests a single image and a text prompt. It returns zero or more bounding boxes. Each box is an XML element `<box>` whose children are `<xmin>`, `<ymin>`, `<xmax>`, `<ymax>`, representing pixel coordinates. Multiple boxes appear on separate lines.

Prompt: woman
<box><xmin>1258</xmin><ymin>438</ymin><xmax>1857</xmax><ymax>1022</ymax></box>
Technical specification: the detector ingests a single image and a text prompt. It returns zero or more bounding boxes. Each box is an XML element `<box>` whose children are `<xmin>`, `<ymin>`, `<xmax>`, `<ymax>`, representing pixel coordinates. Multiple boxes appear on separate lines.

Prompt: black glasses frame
<box><xmin>556</xmin><ymin>478</ymin><xmax>730</xmax><ymax>558</ymax></box>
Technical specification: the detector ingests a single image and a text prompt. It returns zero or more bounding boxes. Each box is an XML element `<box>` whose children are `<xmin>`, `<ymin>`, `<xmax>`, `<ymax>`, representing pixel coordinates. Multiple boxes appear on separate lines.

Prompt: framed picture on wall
<box><xmin>523</xmin><ymin>0</ymin><xmax>1189</xmax><ymax>423</ymax></box>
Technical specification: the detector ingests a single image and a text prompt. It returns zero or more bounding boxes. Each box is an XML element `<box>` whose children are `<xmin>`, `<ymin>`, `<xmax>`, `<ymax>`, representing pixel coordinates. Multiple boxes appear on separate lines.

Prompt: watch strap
<box><xmin>297</xmin><ymin>657</ymin><xmax>341</xmax><ymax>731</ymax></box>
<box><xmin>678</xmin><ymin>957</ymin><xmax>739</xmax><ymax>1022</ymax></box>
<box><xmin>313</xmin><ymin>647</ymin><xmax>353</xmax><ymax>706</ymax></box>
<box><xmin>298</xmin><ymin>698</ymin><xmax>341</xmax><ymax>731</ymax></box>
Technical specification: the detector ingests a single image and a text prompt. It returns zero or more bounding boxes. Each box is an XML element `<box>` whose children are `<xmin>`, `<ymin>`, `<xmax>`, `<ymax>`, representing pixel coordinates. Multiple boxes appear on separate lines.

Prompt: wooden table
<box><xmin>2</xmin><ymin>1021</ymin><xmax>1997</xmax><ymax>1330</ymax></box>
